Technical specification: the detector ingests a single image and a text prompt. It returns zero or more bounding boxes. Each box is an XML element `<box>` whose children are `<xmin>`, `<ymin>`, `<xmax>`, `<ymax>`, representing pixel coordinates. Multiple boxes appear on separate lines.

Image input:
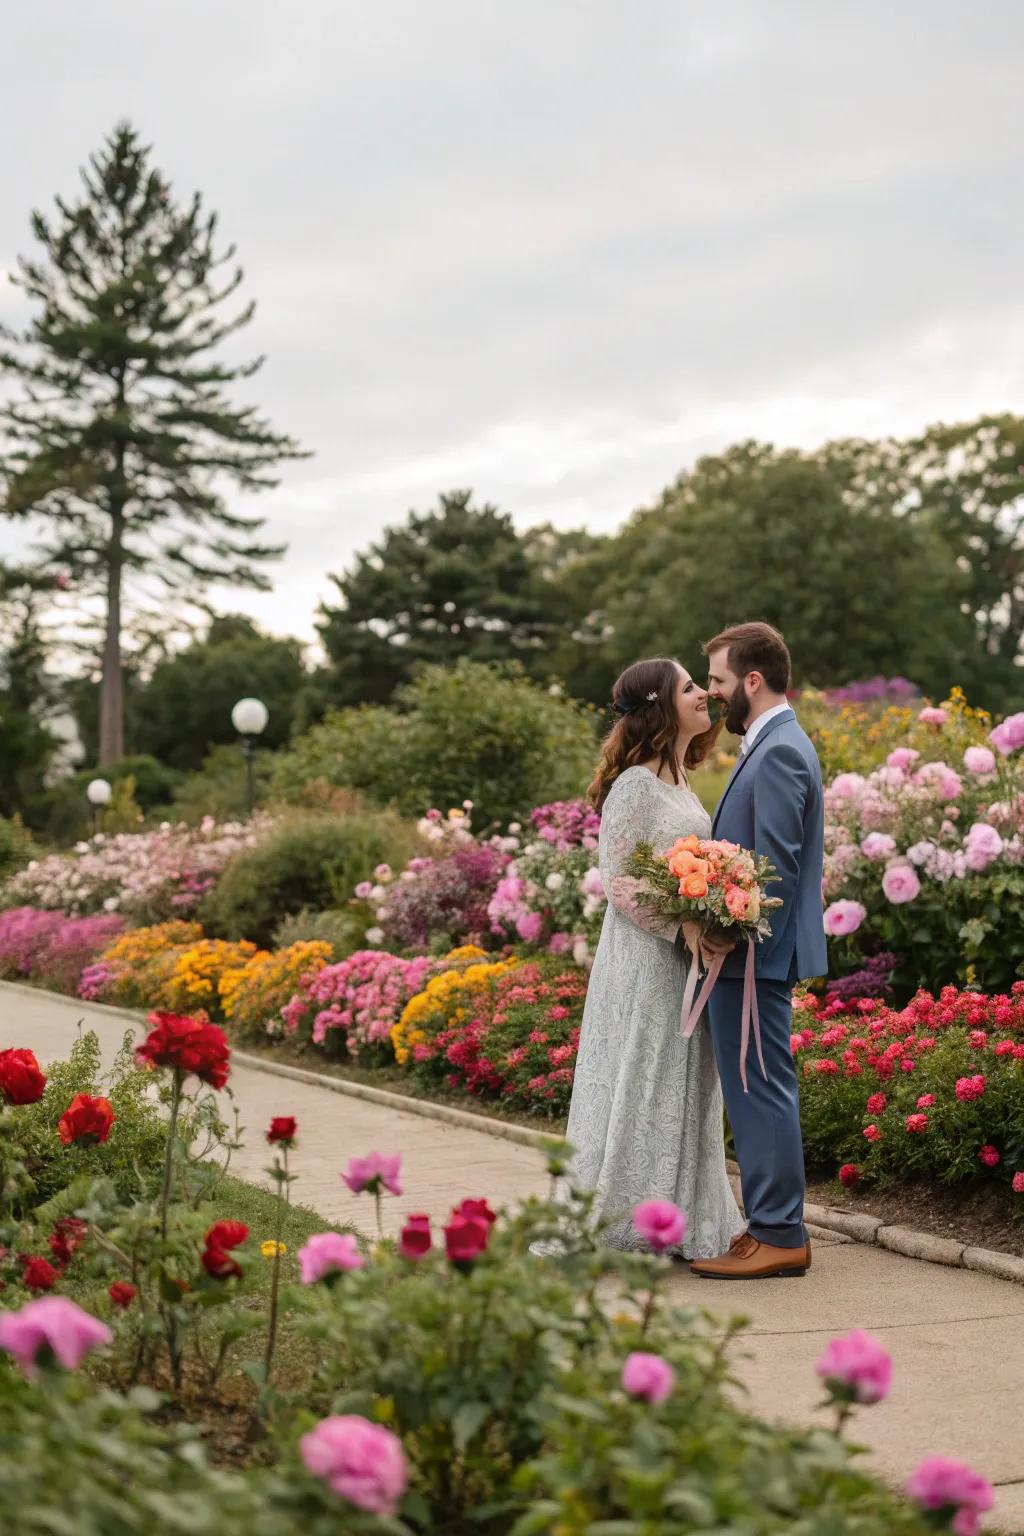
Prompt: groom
<box><xmin>692</xmin><ymin>621</ymin><xmax>826</xmax><ymax>1280</ymax></box>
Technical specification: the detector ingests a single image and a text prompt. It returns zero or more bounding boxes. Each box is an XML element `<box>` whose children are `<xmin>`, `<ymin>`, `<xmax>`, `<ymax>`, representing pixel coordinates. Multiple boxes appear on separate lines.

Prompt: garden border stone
<box><xmin>5</xmin><ymin>978</ymin><xmax>1023</xmax><ymax>1285</ymax></box>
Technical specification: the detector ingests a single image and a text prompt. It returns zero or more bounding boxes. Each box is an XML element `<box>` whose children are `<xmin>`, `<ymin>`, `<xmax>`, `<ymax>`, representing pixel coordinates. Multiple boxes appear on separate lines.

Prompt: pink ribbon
<box><xmin>680</xmin><ymin>936</ymin><xmax>768</xmax><ymax>1095</ymax></box>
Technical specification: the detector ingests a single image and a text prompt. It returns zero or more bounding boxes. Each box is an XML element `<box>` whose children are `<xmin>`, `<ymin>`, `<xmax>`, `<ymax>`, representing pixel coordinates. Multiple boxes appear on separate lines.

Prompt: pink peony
<box><xmin>863</xmin><ymin>1123</ymin><xmax>881</xmax><ymax>1142</ymax></box>
<box><xmin>830</xmin><ymin>772</ymin><xmax>866</xmax><ymax>799</ymax></box>
<box><xmin>823</xmin><ymin>900</ymin><xmax>867</xmax><ymax>937</ymax></box>
<box><xmin>964</xmin><ymin>746</ymin><xmax>996</xmax><ymax>775</ymax></box>
<box><xmin>297</xmin><ymin>1232</ymin><xmax>365</xmax><ymax>1284</ymax></box>
<box><xmin>724</xmin><ymin>884</ymin><xmax>750</xmax><ymax>920</ymax></box>
<box><xmin>632</xmin><ymin>1199</ymin><xmax>686</xmax><ymax>1252</ymax></box>
<box><xmin>1013</xmin><ymin>1173</ymin><xmax>1024</xmax><ymax>1193</ymax></box>
<box><xmin>301</xmin><ymin>1414</ymin><xmax>408</xmax><ymax>1516</ymax></box>
<box><xmin>865</xmin><ymin>1093</ymin><xmax>887</xmax><ymax>1115</ymax></box>
<box><xmin>905</xmin><ymin>1114</ymin><xmax>929</xmax><ymax>1133</ymax></box>
<box><xmin>905</xmin><ymin>1456</ymin><xmax>994</xmax><ymax>1536</ymax></box>
<box><xmin>621</xmin><ymin>1351</ymin><xmax>675</xmax><ymax>1403</ymax></box>
<box><xmin>341</xmin><ymin>1152</ymin><xmax>403</xmax><ymax>1196</ymax></box>
<box><xmin>882</xmin><ymin>864</ymin><xmax>921</xmax><ymax>904</ymax></box>
<box><xmin>918</xmin><ymin>707</ymin><xmax>949</xmax><ymax>727</ymax></box>
<box><xmin>978</xmin><ymin>1144</ymin><xmax>1000</xmax><ymax>1167</ymax></box>
<box><xmin>990</xmin><ymin>712</ymin><xmax>1024</xmax><ymax>757</ymax></box>
<box><xmin>955</xmin><ymin>1074</ymin><xmax>986</xmax><ymax>1102</ymax></box>
<box><xmin>886</xmin><ymin>748</ymin><xmax>920</xmax><ymax>772</ymax></box>
<box><xmin>0</xmin><ymin>1296</ymin><xmax>112</xmax><ymax>1376</ymax></box>
<box><xmin>815</xmin><ymin>1329</ymin><xmax>892</xmax><ymax>1404</ymax></box>
<box><xmin>917</xmin><ymin>1094</ymin><xmax>935</xmax><ymax>1108</ymax></box>
<box><xmin>860</xmin><ymin>833</ymin><xmax>896</xmax><ymax>861</ymax></box>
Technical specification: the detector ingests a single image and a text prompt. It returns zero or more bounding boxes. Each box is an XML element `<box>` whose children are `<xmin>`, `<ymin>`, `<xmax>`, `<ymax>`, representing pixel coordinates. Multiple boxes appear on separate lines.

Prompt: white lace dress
<box><xmin>564</xmin><ymin>766</ymin><xmax>741</xmax><ymax>1258</ymax></box>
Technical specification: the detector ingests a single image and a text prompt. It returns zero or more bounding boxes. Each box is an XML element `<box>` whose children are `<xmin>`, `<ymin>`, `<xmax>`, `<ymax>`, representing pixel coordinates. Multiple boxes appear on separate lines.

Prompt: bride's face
<box><xmin>672</xmin><ymin>665</ymin><xmax>711</xmax><ymax>737</ymax></box>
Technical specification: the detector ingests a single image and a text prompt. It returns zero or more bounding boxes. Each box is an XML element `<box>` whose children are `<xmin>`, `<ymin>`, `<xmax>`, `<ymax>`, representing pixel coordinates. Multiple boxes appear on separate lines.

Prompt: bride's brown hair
<box><xmin>587</xmin><ymin>657</ymin><xmax>721</xmax><ymax>811</ymax></box>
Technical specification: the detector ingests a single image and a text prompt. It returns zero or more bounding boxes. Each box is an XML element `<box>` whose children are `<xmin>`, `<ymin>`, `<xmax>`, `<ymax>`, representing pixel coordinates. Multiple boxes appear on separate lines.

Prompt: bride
<box><xmin>563</xmin><ymin>655</ymin><xmax>741</xmax><ymax>1258</ymax></box>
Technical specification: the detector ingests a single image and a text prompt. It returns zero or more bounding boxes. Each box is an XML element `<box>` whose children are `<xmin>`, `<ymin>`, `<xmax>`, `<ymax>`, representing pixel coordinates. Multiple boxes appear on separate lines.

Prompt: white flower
<box><xmin>545</xmin><ymin>872</ymin><xmax>565</xmax><ymax>892</ymax></box>
<box><xmin>369</xmin><ymin>885</ymin><xmax>387</xmax><ymax>903</ymax></box>
<box><xmin>376</xmin><ymin>907</ymin><xmax>390</xmax><ymax>921</ymax></box>
<box><xmin>400</xmin><ymin>869</ymin><xmax>417</xmax><ymax>882</ymax></box>
<box><xmin>508</xmin><ymin>822</ymin><xmax>522</xmax><ymax>834</ymax></box>
<box><xmin>571</xmin><ymin>937</ymin><xmax>590</xmax><ymax>967</ymax></box>
<box><xmin>102</xmin><ymin>896</ymin><xmax>120</xmax><ymax>912</ymax></box>
<box><xmin>365</xmin><ymin>927</ymin><xmax>384</xmax><ymax>946</ymax></box>
<box><xmin>906</xmin><ymin>841</ymin><xmax>935</xmax><ymax>867</ymax></box>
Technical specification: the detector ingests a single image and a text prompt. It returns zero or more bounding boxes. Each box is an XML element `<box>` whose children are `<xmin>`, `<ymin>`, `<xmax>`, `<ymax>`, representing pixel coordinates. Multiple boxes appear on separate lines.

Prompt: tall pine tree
<box><xmin>0</xmin><ymin>122</ymin><xmax>306</xmax><ymax>763</ymax></box>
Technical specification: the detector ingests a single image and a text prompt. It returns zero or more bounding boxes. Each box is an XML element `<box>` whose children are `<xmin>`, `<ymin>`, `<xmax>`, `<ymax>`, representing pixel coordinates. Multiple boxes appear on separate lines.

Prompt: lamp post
<box><xmin>231</xmin><ymin>697</ymin><xmax>269</xmax><ymax>817</ymax></box>
<box><xmin>86</xmin><ymin>777</ymin><xmax>112</xmax><ymax>836</ymax></box>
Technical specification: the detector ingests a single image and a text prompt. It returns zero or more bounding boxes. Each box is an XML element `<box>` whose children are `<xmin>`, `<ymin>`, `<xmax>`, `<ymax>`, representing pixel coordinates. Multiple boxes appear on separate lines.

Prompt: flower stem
<box><xmin>263</xmin><ymin>1148</ymin><xmax>287</xmax><ymax>1385</ymax></box>
<box><xmin>159</xmin><ymin>1072</ymin><xmax>183</xmax><ymax>1241</ymax></box>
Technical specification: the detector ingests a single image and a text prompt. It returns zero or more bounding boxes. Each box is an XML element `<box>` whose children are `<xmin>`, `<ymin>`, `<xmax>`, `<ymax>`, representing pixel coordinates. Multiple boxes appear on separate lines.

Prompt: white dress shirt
<box><xmin>739</xmin><ymin>702</ymin><xmax>792</xmax><ymax>756</ymax></box>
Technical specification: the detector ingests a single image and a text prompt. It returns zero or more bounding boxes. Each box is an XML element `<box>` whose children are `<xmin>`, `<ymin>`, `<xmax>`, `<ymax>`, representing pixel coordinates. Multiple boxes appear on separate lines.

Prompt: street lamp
<box><xmin>86</xmin><ymin>777</ymin><xmax>112</xmax><ymax>836</ymax></box>
<box><xmin>231</xmin><ymin>697</ymin><xmax>269</xmax><ymax>817</ymax></box>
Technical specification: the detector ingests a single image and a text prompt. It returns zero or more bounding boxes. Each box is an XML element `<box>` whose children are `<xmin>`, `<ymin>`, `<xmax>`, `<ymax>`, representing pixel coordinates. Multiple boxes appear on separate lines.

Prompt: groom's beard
<box><xmin>725</xmin><ymin>688</ymin><xmax>751</xmax><ymax>738</ymax></box>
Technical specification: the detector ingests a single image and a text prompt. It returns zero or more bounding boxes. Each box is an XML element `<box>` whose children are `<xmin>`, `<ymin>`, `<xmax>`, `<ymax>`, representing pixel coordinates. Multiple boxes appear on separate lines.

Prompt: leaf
<box><xmin>452</xmin><ymin>1399</ymin><xmax>491</xmax><ymax>1450</ymax></box>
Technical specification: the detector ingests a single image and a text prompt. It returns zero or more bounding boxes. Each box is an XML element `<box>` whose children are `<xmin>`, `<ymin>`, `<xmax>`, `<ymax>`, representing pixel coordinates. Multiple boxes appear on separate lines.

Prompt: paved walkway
<box><xmin>6</xmin><ymin>982</ymin><xmax>1024</xmax><ymax>1533</ymax></box>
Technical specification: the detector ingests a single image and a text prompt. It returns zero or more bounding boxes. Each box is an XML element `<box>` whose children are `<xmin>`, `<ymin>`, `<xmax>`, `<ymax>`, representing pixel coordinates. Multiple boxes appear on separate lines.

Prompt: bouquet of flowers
<box><xmin>626</xmin><ymin>834</ymin><xmax>783</xmax><ymax>1092</ymax></box>
<box><xmin>626</xmin><ymin>834</ymin><xmax>781</xmax><ymax>943</ymax></box>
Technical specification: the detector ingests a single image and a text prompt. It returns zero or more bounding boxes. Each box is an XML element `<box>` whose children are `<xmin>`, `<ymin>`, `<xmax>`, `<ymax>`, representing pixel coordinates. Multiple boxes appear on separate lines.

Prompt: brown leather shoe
<box><xmin>690</xmin><ymin>1233</ymin><xmax>811</xmax><ymax>1280</ymax></box>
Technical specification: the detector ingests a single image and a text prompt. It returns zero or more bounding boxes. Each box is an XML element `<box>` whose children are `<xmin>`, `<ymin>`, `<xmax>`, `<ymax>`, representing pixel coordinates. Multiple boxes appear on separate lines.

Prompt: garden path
<box><xmin>6</xmin><ymin>981</ymin><xmax>1024</xmax><ymax>1534</ymax></box>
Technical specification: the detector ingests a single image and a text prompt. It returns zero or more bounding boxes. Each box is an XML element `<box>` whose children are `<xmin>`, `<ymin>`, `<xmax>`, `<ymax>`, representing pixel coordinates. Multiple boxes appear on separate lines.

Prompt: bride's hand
<box><xmin>681</xmin><ymin>921</ymin><xmax>703</xmax><ymax>956</ymax></box>
<box><xmin>681</xmin><ymin>921</ymin><xmax>737</xmax><ymax>960</ymax></box>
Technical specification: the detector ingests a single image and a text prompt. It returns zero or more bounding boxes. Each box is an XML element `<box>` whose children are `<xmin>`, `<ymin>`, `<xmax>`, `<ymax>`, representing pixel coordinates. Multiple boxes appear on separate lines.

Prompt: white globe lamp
<box><xmin>231</xmin><ymin>697</ymin><xmax>269</xmax><ymax>815</ymax></box>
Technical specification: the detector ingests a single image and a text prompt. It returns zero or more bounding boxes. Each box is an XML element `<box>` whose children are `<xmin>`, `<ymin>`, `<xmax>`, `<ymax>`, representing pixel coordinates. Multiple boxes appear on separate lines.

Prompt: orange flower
<box><xmin>680</xmin><ymin>871</ymin><xmax>709</xmax><ymax>900</ymax></box>
<box><xmin>670</xmin><ymin>835</ymin><xmax>702</xmax><ymax>856</ymax></box>
<box><xmin>667</xmin><ymin>849</ymin><xmax>700</xmax><ymax>878</ymax></box>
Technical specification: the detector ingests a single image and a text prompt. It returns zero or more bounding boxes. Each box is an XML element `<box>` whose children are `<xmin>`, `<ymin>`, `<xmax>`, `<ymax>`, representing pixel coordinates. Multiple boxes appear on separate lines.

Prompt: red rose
<box><xmin>58</xmin><ymin>1093</ymin><xmax>116</xmax><ymax>1146</ymax></box>
<box><xmin>838</xmin><ymin>1164</ymin><xmax>860</xmax><ymax>1189</ymax></box>
<box><xmin>451</xmin><ymin>1198</ymin><xmax>497</xmax><ymax>1227</ymax></box>
<box><xmin>266</xmin><ymin>1116</ymin><xmax>297</xmax><ymax>1146</ymax></box>
<box><xmin>444</xmin><ymin>1212</ymin><xmax>491</xmax><ymax>1266</ymax></box>
<box><xmin>201</xmin><ymin>1219</ymin><xmax>248</xmax><ymax>1280</ymax></box>
<box><xmin>135</xmin><ymin>1012</ymin><xmax>230</xmax><ymax>1089</ymax></box>
<box><xmin>865</xmin><ymin>1092</ymin><xmax>887</xmax><ymax>1116</ymax></box>
<box><xmin>49</xmin><ymin>1217</ymin><xmax>88</xmax><ymax>1268</ymax></box>
<box><xmin>0</xmin><ymin>1048</ymin><xmax>47</xmax><ymax>1105</ymax></box>
<box><xmin>22</xmin><ymin>1256</ymin><xmax>59</xmax><ymax>1292</ymax></box>
<box><xmin>109</xmin><ymin>1281</ymin><xmax>138</xmax><ymax>1310</ymax></box>
<box><xmin>399</xmin><ymin>1214</ymin><xmax>432</xmax><ymax>1260</ymax></box>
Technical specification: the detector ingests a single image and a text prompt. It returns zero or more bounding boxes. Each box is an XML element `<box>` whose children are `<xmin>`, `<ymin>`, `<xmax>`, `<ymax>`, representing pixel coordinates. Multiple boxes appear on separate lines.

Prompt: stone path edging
<box><xmin>8</xmin><ymin>978</ymin><xmax>1024</xmax><ymax>1285</ymax></box>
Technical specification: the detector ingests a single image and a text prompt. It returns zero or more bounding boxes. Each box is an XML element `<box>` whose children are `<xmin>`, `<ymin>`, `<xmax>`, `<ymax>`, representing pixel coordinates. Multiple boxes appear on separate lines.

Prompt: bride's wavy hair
<box><xmin>587</xmin><ymin>657</ymin><xmax>722</xmax><ymax>810</ymax></box>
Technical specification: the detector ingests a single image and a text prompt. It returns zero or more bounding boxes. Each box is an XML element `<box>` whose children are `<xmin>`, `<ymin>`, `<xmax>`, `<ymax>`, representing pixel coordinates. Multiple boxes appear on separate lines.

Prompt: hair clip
<box><xmin>646</xmin><ymin>691</ymin><xmax>658</xmax><ymax>701</ymax></box>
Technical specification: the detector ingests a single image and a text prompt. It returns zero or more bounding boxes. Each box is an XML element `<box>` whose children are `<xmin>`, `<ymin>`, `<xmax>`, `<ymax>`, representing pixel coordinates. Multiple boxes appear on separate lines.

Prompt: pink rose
<box><xmin>865</xmin><ymin>1092</ymin><xmax>887</xmax><ymax>1115</ymax></box>
<box><xmin>990</xmin><ymin>712</ymin><xmax>1024</xmax><ymax>756</ymax></box>
<box><xmin>916</xmin><ymin>1094</ymin><xmax>935</xmax><ymax>1108</ymax></box>
<box><xmin>816</xmin><ymin>1328</ymin><xmax>892</xmax><ymax>1404</ymax></box>
<box><xmin>1013</xmin><ymin>1173</ymin><xmax>1024</xmax><ymax>1194</ymax></box>
<box><xmin>354</xmin><ymin>882</ymin><xmax>374</xmax><ymax>900</ymax></box>
<box><xmin>632</xmin><ymin>1198</ymin><xmax>686</xmax><ymax>1252</ymax></box>
<box><xmin>886</xmin><ymin>747</ymin><xmax>920</xmax><ymax>772</ymax></box>
<box><xmin>905</xmin><ymin>1113</ymin><xmax>929</xmax><ymax>1133</ymax></box>
<box><xmin>918</xmin><ymin>706</ymin><xmax>949</xmax><ymax>727</ymax></box>
<box><xmin>298</xmin><ymin>1232</ymin><xmax>365</xmax><ymax>1284</ymax></box>
<box><xmin>863</xmin><ymin>1123</ymin><xmax>881</xmax><ymax>1142</ymax></box>
<box><xmin>823</xmin><ymin>900</ymin><xmax>867</xmax><ymax>937</ymax></box>
<box><xmin>905</xmin><ymin>1456</ymin><xmax>994</xmax><ymax>1536</ymax></box>
<box><xmin>914</xmin><ymin>761</ymin><xmax>963</xmax><ymax>800</ymax></box>
<box><xmin>964</xmin><ymin>746</ymin><xmax>996</xmax><ymax>775</ymax></box>
<box><xmin>621</xmin><ymin>1351</ymin><xmax>675</xmax><ymax>1403</ymax></box>
<box><xmin>882</xmin><ymin>864</ymin><xmax>920</xmax><ymax>904</ymax></box>
<box><xmin>515</xmin><ymin>911</ymin><xmax>543</xmax><ymax>944</ymax></box>
<box><xmin>341</xmin><ymin>1152</ymin><xmax>403</xmax><ymax>1196</ymax></box>
<box><xmin>301</xmin><ymin>1414</ymin><xmax>408</xmax><ymax>1516</ymax></box>
<box><xmin>978</xmin><ymin>1144</ymin><xmax>1000</xmax><ymax>1167</ymax></box>
<box><xmin>860</xmin><ymin>832</ymin><xmax>896</xmax><ymax>861</ymax></box>
<box><xmin>965</xmin><ymin>822</ymin><xmax>1003</xmax><ymax>871</ymax></box>
<box><xmin>829</xmin><ymin>772</ymin><xmax>865</xmax><ymax>799</ymax></box>
<box><xmin>0</xmin><ymin>1296</ymin><xmax>112</xmax><ymax>1376</ymax></box>
<box><xmin>724</xmin><ymin>885</ymin><xmax>750</xmax><ymax>920</ymax></box>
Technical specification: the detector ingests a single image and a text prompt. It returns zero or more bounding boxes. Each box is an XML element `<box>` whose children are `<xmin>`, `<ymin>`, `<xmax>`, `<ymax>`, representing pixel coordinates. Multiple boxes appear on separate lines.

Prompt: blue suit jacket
<box><xmin>712</xmin><ymin>708</ymin><xmax>828</xmax><ymax>983</ymax></box>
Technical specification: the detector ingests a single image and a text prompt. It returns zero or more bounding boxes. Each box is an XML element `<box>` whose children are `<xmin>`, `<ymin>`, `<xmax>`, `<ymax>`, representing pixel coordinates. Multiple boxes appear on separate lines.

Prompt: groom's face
<box><xmin>706</xmin><ymin>648</ymin><xmax>752</xmax><ymax>737</ymax></box>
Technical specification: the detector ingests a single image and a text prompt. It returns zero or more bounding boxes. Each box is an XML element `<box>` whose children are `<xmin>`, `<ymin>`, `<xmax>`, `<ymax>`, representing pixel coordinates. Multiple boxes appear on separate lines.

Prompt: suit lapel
<box><xmin>712</xmin><ymin>708</ymin><xmax>795</xmax><ymax>830</ymax></box>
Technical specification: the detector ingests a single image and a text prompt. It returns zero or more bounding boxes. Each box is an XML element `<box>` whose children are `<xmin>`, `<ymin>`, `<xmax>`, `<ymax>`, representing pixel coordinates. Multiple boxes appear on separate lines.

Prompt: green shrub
<box><xmin>33</xmin><ymin>756</ymin><xmax>183</xmax><ymax>843</ymax></box>
<box><xmin>271</xmin><ymin>906</ymin><xmax>367</xmax><ymax>959</ymax></box>
<box><xmin>199</xmin><ymin>811</ymin><xmax>417</xmax><ymax>946</ymax></box>
<box><xmin>272</xmin><ymin>659</ymin><xmax>598</xmax><ymax>829</ymax></box>
<box><xmin>170</xmin><ymin>742</ymin><xmax>275</xmax><ymax>823</ymax></box>
<box><xmin>0</xmin><ymin>814</ymin><xmax>37</xmax><ymax>879</ymax></box>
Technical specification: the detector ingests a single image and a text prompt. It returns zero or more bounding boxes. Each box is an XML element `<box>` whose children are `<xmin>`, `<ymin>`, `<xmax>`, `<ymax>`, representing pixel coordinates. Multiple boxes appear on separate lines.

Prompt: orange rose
<box><xmin>680</xmin><ymin>871</ymin><xmax>709</xmax><ymax>900</ymax></box>
<box><xmin>675</xmin><ymin>835</ymin><xmax>702</xmax><ymax>855</ymax></box>
<box><xmin>667</xmin><ymin>849</ymin><xmax>700</xmax><ymax>878</ymax></box>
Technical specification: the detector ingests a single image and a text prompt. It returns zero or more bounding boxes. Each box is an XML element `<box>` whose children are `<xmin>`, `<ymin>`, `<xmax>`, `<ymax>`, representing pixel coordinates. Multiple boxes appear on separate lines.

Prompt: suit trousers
<box><xmin>707</xmin><ymin>971</ymin><xmax>807</xmax><ymax>1249</ymax></box>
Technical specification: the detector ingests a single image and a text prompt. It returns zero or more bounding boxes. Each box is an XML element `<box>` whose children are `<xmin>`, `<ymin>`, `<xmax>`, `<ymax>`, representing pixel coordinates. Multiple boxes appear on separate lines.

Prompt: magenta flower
<box><xmin>0</xmin><ymin>1296</ymin><xmax>112</xmax><ymax>1376</ymax></box>
<box><xmin>298</xmin><ymin>1232</ymin><xmax>365</xmax><ymax>1284</ymax></box>
<box><xmin>341</xmin><ymin>1152</ymin><xmax>403</xmax><ymax>1197</ymax></box>
<box><xmin>515</xmin><ymin>911</ymin><xmax>543</xmax><ymax>944</ymax></box>
<box><xmin>882</xmin><ymin>864</ymin><xmax>921</xmax><ymax>905</ymax></box>
<box><xmin>823</xmin><ymin>900</ymin><xmax>867</xmax><ymax>937</ymax></box>
<box><xmin>621</xmin><ymin>1351</ymin><xmax>675</xmax><ymax>1403</ymax></box>
<box><xmin>632</xmin><ymin>1199</ymin><xmax>686</xmax><ymax>1252</ymax></box>
<box><xmin>905</xmin><ymin>1456</ymin><xmax>994</xmax><ymax>1536</ymax></box>
<box><xmin>815</xmin><ymin>1328</ymin><xmax>892</xmax><ymax>1405</ymax></box>
<box><xmin>978</xmin><ymin>1144</ymin><xmax>1000</xmax><ymax>1168</ymax></box>
<box><xmin>301</xmin><ymin>1414</ymin><xmax>408</xmax><ymax>1516</ymax></box>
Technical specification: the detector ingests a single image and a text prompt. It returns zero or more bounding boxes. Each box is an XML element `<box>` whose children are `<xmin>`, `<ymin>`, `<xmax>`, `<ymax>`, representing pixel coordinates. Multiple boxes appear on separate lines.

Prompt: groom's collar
<box><xmin>713</xmin><ymin>704</ymin><xmax>795</xmax><ymax>828</ymax></box>
<box><xmin>740</xmin><ymin>701</ymin><xmax>793</xmax><ymax>756</ymax></box>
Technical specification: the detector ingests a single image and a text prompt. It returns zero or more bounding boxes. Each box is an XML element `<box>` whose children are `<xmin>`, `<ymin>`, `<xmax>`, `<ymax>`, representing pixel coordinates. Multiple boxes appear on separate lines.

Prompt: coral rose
<box><xmin>724</xmin><ymin>884</ymin><xmax>749</xmax><ymax>920</ymax></box>
<box><xmin>679</xmin><ymin>870</ymin><xmax>708</xmax><ymax>900</ymax></box>
<box><xmin>57</xmin><ymin>1093</ymin><xmax>115</xmax><ymax>1147</ymax></box>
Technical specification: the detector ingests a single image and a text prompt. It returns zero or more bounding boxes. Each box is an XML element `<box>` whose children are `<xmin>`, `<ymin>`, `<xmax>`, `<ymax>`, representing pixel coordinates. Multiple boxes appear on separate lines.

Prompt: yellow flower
<box><xmin>261</xmin><ymin>1240</ymin><xmax>287</xmax><ymax>1258</ymax></box>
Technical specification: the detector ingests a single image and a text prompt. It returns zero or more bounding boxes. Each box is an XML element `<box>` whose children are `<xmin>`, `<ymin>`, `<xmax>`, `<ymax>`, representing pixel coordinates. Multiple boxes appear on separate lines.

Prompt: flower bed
<box><xmin>0</xmin><ymin>907</ymin><xmax>124</xmax><ymax>994</ymax></box>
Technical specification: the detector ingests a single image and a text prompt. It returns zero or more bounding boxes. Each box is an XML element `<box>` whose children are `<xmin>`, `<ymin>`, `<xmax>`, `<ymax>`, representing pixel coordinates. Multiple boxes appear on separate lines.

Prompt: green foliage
<box><xmin>0</xmin><ymin>814</ymin><xmax>38</xmax><ymax>879</ymax></box>
<box><xmin>131</xmin><ymin>619</ymin><xmax>307</xmax><ymax>773</ymax></box>
<box><xmin>35</xmin><ymin>756</ymin><xmax>183</xmax><ymax>843</ymax></box>
<box><xmin>200</xmin><ymin>811</ymin><xmax>417</xmax><ymax>946</ymax></box>
<box><xmin>271</xmin><ymin>907</ymin><xmax>367</xmax><ymax>960</ymax></box>
<box><xmin>273</xmin><ymin>660</ymin><xmax>598</xmax><ymax>829</ymax></box>
<box><xmin>170</xmin><ymin>743</ymin><xmax>275</xmax><ymax>823</ymax></box>
<box><xmin>0</xmin><ymin>121</ymin><xmax>306</xmax><ymax>763</ymax></box>
<box><xmin>0</xmin><ymin>566</ymin><xmax>61</xmax><ymax>818</ymax></box>
<box><xmin>317</xmin><ymin>490</ymin><xmax>555</xmax><ymax>708</ymax></box>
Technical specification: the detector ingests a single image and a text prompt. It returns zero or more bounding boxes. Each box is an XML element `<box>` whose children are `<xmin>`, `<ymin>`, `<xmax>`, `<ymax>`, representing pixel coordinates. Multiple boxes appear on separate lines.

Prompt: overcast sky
<box><xmin>3</xmin><ymin>1</ymin><xmax>1023</xmax><ymax>648</ymax></box>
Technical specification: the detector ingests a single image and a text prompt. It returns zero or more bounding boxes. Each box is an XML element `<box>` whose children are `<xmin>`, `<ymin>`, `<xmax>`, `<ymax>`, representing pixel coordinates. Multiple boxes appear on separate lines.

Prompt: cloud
<box><xmin>1</xmin><ymin>0</ymin><xmax>1023</xmax><ymax>641</ymax></box>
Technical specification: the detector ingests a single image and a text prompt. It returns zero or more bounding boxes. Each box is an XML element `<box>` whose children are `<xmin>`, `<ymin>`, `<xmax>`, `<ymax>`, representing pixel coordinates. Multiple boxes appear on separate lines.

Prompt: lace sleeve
<box><xmin>600</xmin><ymin>771</ymin><xmax>682</xmax><ymax>944</ymax></box>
